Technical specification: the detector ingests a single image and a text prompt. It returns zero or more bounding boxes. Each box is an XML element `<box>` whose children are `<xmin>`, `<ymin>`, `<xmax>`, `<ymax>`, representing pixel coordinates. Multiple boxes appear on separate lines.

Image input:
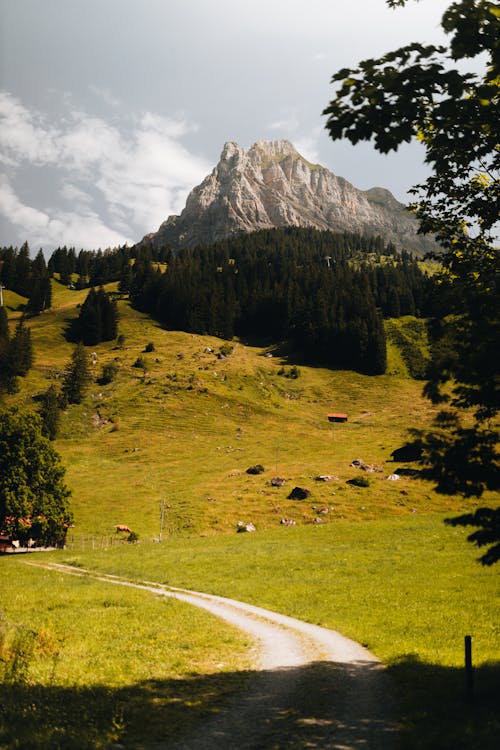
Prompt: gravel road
<box><xmin>39</xmin><ymin>563</ymin><xmax>398</xmax><ymax>749</ymax></box>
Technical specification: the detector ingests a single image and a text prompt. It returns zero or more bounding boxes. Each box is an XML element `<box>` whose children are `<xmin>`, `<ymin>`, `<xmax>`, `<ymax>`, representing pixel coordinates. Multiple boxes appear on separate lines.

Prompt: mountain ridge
<box><xmin>140</xmin><ymin>139</ymin><xmax>436</xmax><ymax>255</ymax></box>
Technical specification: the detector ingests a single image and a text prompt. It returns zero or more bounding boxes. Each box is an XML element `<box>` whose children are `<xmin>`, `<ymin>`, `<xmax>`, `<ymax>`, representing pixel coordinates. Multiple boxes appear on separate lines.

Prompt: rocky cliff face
<box><xmin>142</xmin><ymin>140</ymin><xmax>435</xmax><ymax>254</ymax></box>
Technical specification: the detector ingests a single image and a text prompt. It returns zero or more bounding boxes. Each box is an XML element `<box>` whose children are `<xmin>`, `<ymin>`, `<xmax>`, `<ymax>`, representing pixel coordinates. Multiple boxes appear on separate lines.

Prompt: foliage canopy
<box><xmin>0</xmin><ymin>409</ymin><xmax>72</xmax><ymax>546</ymax></box>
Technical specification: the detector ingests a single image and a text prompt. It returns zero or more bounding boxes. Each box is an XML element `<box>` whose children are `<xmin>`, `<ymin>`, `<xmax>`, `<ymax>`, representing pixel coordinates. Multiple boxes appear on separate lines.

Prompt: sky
<box><xmin>0</xmin><ymin>0</ymin><xmax>452</xmax><ymax>253</ymax></box>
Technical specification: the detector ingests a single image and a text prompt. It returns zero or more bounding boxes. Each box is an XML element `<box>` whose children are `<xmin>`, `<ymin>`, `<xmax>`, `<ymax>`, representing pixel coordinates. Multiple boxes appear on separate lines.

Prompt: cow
<box><xmin>115</xmin><ymin>524</ymin><xmax>132</xmax><ymax>533</ymax></box>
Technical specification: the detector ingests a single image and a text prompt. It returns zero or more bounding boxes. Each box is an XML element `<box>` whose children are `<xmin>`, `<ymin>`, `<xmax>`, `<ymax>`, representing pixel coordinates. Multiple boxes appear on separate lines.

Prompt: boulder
<box><xmin>237</xmin><ymin>521</ymin><xmax>256</xmax><ymax>533</ymax></box>
<box><xmin>287</xmin><ymin>486</ymin><xmax>310</xmax><ymax>500</ymax></box>
<box><xmin>271</xmin><ymin>477</ymin><xmax>286</xmax><ymax>487</ymax></box>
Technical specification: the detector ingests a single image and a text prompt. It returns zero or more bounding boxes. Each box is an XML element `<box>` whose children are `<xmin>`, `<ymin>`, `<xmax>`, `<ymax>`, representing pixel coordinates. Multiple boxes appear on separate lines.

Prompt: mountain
<box><xmin>140</xmin><ymin>140</ymin><xmax>436</xmax><ymax>255</ymax></box>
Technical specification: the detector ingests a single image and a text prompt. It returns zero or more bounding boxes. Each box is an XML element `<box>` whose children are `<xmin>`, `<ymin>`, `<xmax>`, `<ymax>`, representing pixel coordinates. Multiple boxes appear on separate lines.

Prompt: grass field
<box><xmin>1</xmin><ymin>517</ymin><xmax>499</xmax><ymax>749</ymax></box>
<box><xmin>1</xmin><ymin>281</ymin><xmax>499</xmax><ymax>748</ymax></box>
<box><xmin>5</xmin><ymin>281</ymin><xmax>493</xmax><ymax>542</ymax></box>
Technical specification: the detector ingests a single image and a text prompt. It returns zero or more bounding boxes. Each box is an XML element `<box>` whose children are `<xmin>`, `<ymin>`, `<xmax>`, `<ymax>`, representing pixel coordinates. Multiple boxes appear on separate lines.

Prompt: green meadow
<box><xmin>1</xmin><ymin>281</ymin><xmax>499</xmax><ymax>748</ymax></box>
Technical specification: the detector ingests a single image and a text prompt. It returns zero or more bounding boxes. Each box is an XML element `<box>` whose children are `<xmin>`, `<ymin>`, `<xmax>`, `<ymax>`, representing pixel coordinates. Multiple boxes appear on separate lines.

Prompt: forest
<box><xmin>0</xmin><ymin>228</ymin><xmax>442</xmax><ymax>375</ymax></box>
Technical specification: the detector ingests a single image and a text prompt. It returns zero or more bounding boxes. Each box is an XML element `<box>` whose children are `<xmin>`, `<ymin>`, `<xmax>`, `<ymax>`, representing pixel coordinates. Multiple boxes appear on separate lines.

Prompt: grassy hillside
<box><xmin>1</xmin><ymin>281</ymin><xmax>498</xmax><ymax>749</ymax></box>
<box><xmin>3</xmin><ymin>280</ymin><xmax>488</xmax><ymax>541</ymax></box>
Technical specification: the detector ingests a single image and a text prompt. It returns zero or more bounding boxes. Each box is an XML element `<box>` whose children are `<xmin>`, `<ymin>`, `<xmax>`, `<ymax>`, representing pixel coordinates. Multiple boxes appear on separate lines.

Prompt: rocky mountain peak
<box><xmin>141</xmin><ymin>140</ymin><xmax>436</xmax><ymax>255</ymax></box>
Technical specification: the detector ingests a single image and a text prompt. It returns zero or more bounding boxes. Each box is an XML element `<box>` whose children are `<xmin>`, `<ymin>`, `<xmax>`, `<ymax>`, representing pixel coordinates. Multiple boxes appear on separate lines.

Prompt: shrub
<box><xmin>100</xmin><ymin>363</ymin><xmax>118</xmax><ymax>385</ymax></box>
<box><xmin>144</xmin><ymin>342</ymin><xmax>155</xmax><ymax>353</ymax></box>
<box><xmin>219</xmin><ymin>343</ymin><xmax>233</xmax><ymax>357</ymax></box>
<box><xmin>347</xmin><ymin>476</ymin><xmax>370</xmax><ymax>488</ymax></box>
<box><xmin>246</xmin><ymin>464</ymin><xmax>265</xmax><ymax>475</ymax></box>
<box><xmin>132</xmin><ymin>356</ymin><xmax>148</xmax><ymax>371</ymax></box>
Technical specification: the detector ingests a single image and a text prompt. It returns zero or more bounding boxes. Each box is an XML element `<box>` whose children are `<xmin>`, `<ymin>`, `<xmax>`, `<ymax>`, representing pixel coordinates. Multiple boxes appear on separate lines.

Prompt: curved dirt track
<box><xmin>38</xmin><ymin>563</ymin><xmax>398</xmax><ymax>749</ymax></box>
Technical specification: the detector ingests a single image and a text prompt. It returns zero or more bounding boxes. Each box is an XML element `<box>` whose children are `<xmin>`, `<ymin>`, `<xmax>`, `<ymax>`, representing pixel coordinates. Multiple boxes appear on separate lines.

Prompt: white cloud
<box><xmin>267</xmin><ymin>110</ymin><xmax>322</xmax><ymax>164</ymax></box>
<box><xmin>294</xmin><ymin>128</ymin><xmax>322</xmax><ymax>164</ymax></box>
<box><xmin>0</xmin><ymin>91</ymin><xmax>211</xmax><ymax>249</ymax></box>
<box><xmin>268</xmin><ymin>112</ymin><xmax>300</xmax><ymax>134</ymax></box>
<box><xmin>0</xmin><ymin>176</ymin><xmax>132</xmax><ymax>249</ymax></box>
<box><xmin>0</xmin><ymin>91</ymin><xmax>60</xmax><ymax>165</ymax></box>
<box><xmin>88</xmin><ymin>85</ymin><xmax>121</xmax><ymax>109</ymax></box>
<box><xmin>60</xmin><ymin>182</ymin><xmax>94</xmax><ymax>208</ymax></box>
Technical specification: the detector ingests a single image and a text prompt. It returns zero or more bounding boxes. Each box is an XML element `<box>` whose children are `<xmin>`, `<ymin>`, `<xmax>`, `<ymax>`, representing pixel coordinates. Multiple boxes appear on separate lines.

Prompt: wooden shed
<box><xmin>327</xmin><ymin>413</ymin><xmax>348</xmax><ymax>423</ymax></box>
<box><xmin>0</xmin><ymin>535</ymin><xmax>13</xmax><ymax>553</ymax></box>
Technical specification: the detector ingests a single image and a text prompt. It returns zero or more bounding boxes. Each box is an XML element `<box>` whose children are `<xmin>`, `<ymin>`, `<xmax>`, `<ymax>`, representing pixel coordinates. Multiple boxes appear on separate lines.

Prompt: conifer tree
<box><xmin>61</xmin><ymin>343</ymin><xmax>92</xmax><ymax>405</ymax></box>
<box><xmin>8</xmin><ymin>319</ymin><xmax>33</xmax><ymax>376</ymax></box>
<box><xmin>39</xmin><ymin>384</ymin><xmax>61</xmax><ymax>440</ymax></box>
<box><xmin>0</xmin><ymin>307</ymin><xmax>10</xmax><ymax>393</ymax></box>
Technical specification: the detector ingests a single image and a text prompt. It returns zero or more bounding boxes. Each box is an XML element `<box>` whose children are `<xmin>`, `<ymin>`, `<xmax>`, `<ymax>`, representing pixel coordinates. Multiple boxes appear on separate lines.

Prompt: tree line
<box><xmin>1</xmin><ymin>229</ymin><xmax>440</xmax><ymax>375</ymax></box>
<box><xmin>129</xmin><ymin>227</ymin><xmax>439</xmax><ymax>375</ymax></box>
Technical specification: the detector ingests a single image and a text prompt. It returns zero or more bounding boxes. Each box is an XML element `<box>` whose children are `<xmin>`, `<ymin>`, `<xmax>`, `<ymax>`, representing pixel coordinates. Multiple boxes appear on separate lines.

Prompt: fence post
<box><xmin>465</xmin><ymin>635</ymin><xmax>474</xmax><ymax>703</ymax></box>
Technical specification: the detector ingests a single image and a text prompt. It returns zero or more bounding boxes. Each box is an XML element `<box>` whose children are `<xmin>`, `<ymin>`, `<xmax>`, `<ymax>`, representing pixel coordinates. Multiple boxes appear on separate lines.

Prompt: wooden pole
<box><xmin>465</xmin><ymin>635</ymin><xmax>474</xmax><ymax>703</ymax></box>
<box><xmin>159</xmin><ymin>498</ymin><xmax>166</xmax><ymax>541</ymax></box>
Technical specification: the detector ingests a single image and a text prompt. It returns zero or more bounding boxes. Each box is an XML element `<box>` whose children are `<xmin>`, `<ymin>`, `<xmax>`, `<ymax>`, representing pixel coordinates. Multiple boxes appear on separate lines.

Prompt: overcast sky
<box><xmin>0</xmin><ymin>0</ymin><xmax>451</xmax><ymax>253</ymax></box>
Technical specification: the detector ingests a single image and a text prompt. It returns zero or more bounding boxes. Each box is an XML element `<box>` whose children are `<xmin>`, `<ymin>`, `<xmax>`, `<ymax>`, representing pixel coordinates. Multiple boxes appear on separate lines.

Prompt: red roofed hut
<box><xmin>327</xmin><ymin>413</ymin><xmax>348</xmax><ymax>423</ymax></box>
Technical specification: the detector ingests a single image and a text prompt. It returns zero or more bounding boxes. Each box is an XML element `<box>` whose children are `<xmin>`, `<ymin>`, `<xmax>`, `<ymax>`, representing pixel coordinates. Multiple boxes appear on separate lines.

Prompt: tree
<box><xmin>8</xmin><ymin>318</ymin><xmax>34</xmax><ymax>376</ymax></box>
<box><xmin>324</xmin><ymin>0</ymin><xmax>499</xmax><ymax>499</ymax></box>
<box><xmin>0</xmin><ymin>409</ymin><xmax>72</xmax><ymax>546</ymax></box>
<box><xmin>61</xmin><ymin>343</ymin><xmax>92</xmax><ymax>406</ymax></box>
<box><xmin>27</xmin><ymin>251</ymin><xmax>52</xmax><ymax>315</ymax></box>
<box><xmin>0</xmin><ymin>306</ymin><xmax>10</xmax><ymax>377</ymax></box>
<box><xmin>39</xmin><ymin>384</ymin><xmax>61</xmax><ymax>440</ymax></box>
<box><xmin>71</xmin><ymin>287</ymin><xmax>118</xmax><ymax>345</ymax></box>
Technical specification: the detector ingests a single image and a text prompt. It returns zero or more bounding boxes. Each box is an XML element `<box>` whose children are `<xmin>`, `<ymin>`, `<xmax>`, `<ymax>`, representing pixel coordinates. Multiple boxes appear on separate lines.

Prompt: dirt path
<box><xmin>36</xmin><ymin>563</ymin><xmax>398</xmax><ymax>749</ymax></box>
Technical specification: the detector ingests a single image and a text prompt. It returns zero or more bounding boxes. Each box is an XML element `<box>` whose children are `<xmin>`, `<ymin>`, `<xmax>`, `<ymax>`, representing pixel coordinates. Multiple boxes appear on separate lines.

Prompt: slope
<box><xmin>2</xmin><ymin>279</ymin><xmax>486</xmax><ymax>542</ymax></box>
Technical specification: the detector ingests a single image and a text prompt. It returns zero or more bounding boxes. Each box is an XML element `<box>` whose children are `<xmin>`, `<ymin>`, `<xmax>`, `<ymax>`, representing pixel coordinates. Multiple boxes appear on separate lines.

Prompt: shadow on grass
<box><xmin>0</xmin><ymin>658</ymin><xmax>498</xmax><ymax>749</ymax></box>
<box><xmin>387</xmin><ymin>656</ymin><xmax>500</xmax><ymax>750</ymax></box>
<box><xmin>0</xmin><ymin>660</ymin><xmax>394</xmax><ymax>750</ymax></box>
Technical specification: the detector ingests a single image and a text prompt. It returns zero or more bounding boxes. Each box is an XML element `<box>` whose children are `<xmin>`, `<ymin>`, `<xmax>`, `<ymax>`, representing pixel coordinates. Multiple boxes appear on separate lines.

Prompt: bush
<box><xmin>246</xmin><ymin>464</ymin><xmax>265</xmax><ymax>475</ymax></box>
<box><xmin>277</xmin><ymin>366</ymin><xmax>301</xmax><ymax>379</ymax></box>
<box><xmin>100</xmin><ymin>363</ymin><xmax>118</xmax><ymax>385</ymax></box>
<box><xmin>347</xmin><ymin>475</ymin><xmax>370</xmax><ymax>488</ymax></box>
<box><xmin>219</xmin><ymin>343</ymin><xmax>233</xmax><ymax>357</ymax></box>
<box><xmin>144</xmin><ymin>342</ymin><xmax>155</xmax><ymax>353</ymax></box>
<box><xmin>132</xmin><ymin>356</ymin><xmax>148</xmax><ymax>371</ymax></box>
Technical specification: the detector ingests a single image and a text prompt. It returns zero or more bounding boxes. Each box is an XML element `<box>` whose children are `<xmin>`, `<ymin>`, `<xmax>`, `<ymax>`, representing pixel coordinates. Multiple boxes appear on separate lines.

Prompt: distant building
<box><xmin>327</xmin><ymin>413</ymin><xmax>348</xmax><ymax>423</ymax></box>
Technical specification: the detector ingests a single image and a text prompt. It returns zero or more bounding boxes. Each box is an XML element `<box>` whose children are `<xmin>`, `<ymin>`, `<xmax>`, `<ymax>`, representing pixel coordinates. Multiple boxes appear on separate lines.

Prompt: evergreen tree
<box><xmin>26</xmin><ymin>250</ymin><xmax>52</xmax><ymax>315</ymax></box>
<box><xmin>61</xmin><ymin>343</ymin><xmax>92</xmax><ymax>405</ymax></box>
<box><xmin>72</xmin><ymin>287</ymin><xmax>118</xmax><ymax>345</ymax></box>
<box><xmin>39</xmin><ymin>384</ymin><xmax>61</xmax><ymax>440</ymax></box>
<box><xmin>99</xmin><ymin>287</ymin><xmax>118</xmax><ymax>341</ymax></box>
<box><xmin>0</xmin><ymin>307</ymin><xmax>11</xmax><ymax>394</ymax></box>
<box><xmin>13</xmin><ymin>242</ymin><xmax>31</xmax><ymax>297</ymax></box>
<box><xmin>8</xmin><ymin>319</ymin><xmax>33</xmax><ymax>376</ymax></box>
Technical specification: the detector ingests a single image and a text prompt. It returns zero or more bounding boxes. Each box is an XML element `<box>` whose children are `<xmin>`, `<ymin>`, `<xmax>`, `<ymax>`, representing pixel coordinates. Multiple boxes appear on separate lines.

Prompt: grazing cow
<box><xmin>115</xmin><ymin>524</ymin><xmax>132</xmax><ymax>533</ymax></box>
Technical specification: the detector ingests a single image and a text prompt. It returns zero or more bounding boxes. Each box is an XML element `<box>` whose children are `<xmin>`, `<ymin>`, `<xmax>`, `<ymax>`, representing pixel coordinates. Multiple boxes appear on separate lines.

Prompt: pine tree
<box><xmin>0</xmin><ymin>306</ymin><xmax>11</xmax><ymax>393</ymax></box>
<box><xmin>8</xmin><ymin>319</ymin><xmax>34</xmax><ymax>376</ymax></box>
<box><xmin>39</xmin><ymin>384</ymin><xmax>61</xmax><ymax>440</ymax></box>
<box><xmin>61</xmin><ymin>343</ymin><xmax>92</xmax><ymax>405</ymax></box>
<box><xmin>27</xmin><ymin>250</ymin><xmax>52</xmax><ymax>315</ymax></box>
<box><xmin>78</xmin><ymin>288</ymin><xmax>101</xmax><ymax>345</ymax></box>
<box><xmin>98</xmin><ymin>287</ymin><xmax>118</xmax><ymax>341</ymax></box>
